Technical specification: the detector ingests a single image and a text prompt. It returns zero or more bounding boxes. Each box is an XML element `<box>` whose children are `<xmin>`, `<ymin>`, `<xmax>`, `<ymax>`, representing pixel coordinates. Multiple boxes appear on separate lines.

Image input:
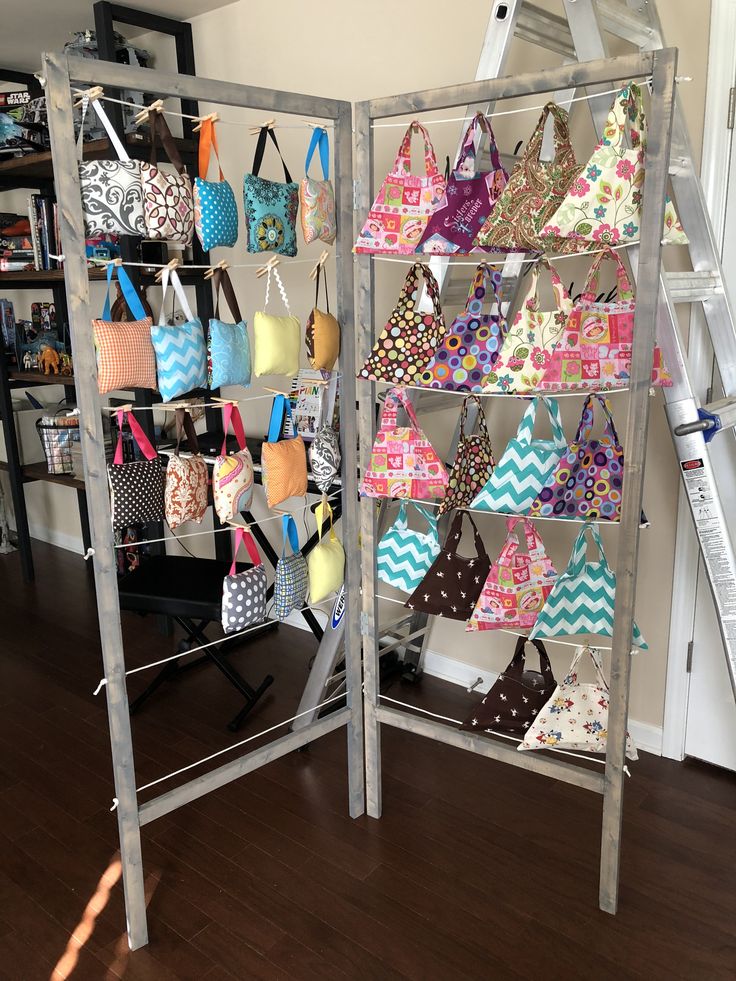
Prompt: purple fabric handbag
<box><xmin>416</xmin><ymin>112</ymin><xmax>509</xmax><ymax>255</ymax></box>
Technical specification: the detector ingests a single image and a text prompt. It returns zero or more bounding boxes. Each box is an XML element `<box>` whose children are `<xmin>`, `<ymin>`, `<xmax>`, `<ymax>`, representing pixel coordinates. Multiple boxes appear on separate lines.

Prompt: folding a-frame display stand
<box><xmin>42</xmin><ymin>50</ymin><xmax>363</xmax><ymax>950</ymax></box>
<box><xmin>356</xmin><ymin>48</ymin><xmax>677</xmax><ymax>914</ymax></box>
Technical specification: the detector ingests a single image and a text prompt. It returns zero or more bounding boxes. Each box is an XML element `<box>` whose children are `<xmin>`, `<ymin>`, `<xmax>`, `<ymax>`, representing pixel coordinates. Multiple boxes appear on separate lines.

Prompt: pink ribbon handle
<box><xmin>220</xmin><ymin>402</ymin><xmax>247</xmax><ymax>456</ymax></box>
<box><xmin>114</xmin><ymin>409</ymin><xmax>158</xmax><ymax>465</ymax></box>
<box><xmin>229</xmin><ymin>526</ymin><xmax>262</xmax><ymax>576</ymax></box>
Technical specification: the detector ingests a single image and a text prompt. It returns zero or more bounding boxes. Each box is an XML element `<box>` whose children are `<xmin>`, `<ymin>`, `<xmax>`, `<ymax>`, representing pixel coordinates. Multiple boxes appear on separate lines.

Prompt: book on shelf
<box><xmin>283</xmin><ymin>369</ymin><xmax>339</xmax><ymax>442</ymax></box>
<box><xmin>26</xmin><ymin>193</ymin><xmax>58</xmax><ymax>271</ymax></box>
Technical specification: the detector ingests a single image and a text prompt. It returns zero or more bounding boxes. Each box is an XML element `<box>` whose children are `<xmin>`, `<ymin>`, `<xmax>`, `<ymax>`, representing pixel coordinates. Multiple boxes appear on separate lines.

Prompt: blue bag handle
<box><xmin>304</xmin><ymin>126</ymin><xmax>329</xmax><ymax>180</ymax></box>
<box><xmin>281</xmin><ymin>513</ymin><xmax>300</xmax><ymax>556</ymax></box>
<box><xmin>267</xmin><ymin>394</ymin><xmax>296</xmax><ymax>443</ymax></box>
<box><xmin>102</xmin><ymin>262</ymin><xmax>147</xmax><ymax>322</ymax></box>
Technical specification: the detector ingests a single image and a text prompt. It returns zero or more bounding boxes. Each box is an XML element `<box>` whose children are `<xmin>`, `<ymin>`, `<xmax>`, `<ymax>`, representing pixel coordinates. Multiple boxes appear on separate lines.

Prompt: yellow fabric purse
<box><xmin>261</xmin><ymin>395</ymin><xmax>308</xmax><ymax>508</ymax></box>
<box><xmin>253</xmin><ymin>264</ymin><xmax>300</xmax><ymax>377</ymax></box>
<box><xmin>308</xmin><ymin>499</ymin><xmax>345</xmax><ymax>603</ymax></box>
<box><xmin>305</xmin><ymin>265</ymin><xmax>340</xmax><ymax>372</ymax></box>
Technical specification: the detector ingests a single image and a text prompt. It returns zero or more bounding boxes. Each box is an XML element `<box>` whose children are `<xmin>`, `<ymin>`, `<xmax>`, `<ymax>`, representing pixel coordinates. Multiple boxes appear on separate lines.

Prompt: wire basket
<box><xmin>36</xmin><ymin>413</ymin><xmax>80</xmax><ymax>475</ymax></box>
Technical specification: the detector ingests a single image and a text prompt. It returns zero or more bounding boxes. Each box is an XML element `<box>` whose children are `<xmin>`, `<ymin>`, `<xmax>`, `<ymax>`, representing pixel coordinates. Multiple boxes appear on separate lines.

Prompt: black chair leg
<box><xmin>227</xmin><ymin>674</ymin><xmax>275</xmax><ymax>732</ymax></box>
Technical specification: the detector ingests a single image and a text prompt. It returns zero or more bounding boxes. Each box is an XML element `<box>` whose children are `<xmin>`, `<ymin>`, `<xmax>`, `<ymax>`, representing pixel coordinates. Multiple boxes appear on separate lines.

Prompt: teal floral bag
<box><xmin>243</xmin><ymin>126</ymin><xmax>299</xmax><ymax>256</ymax></box>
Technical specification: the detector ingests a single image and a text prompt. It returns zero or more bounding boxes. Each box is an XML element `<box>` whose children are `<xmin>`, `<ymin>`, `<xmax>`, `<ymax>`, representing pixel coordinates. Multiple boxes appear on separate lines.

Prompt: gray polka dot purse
<box><xmin>221</xmin><ymin>527</ymin><xmax>268</xmax><ymax>634</ymax></box>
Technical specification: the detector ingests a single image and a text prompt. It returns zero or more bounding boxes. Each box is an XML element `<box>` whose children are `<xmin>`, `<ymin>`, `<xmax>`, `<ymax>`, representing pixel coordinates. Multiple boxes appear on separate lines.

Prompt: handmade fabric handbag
<box><xmin>471</xmin><ymin>397</ymin><xmax>566</xmax><ymax>514</ymax></box>
<box><xmin>474</xmin><ymin>102</ymin><xmax>581</xmax><ymax>252</ymax></box>
<box><xmin>418</xmin><ymin>263</ymin><xmax>508</xmax><ymax>392</ymax></box>
<box><xmin>406</xmin><ymin>511</ymin><xmax>491</xmax><ymax>620</ymax></box>
<box><xmin>360</xmin><ymin>386</ymin><xmax>449</xmax><ymax>499</ymax></box>
<box><xmin>482</xmin><ymin>260</ymin><xmax>572</xmax><ymax>394</ymax></box>
<box><xmin>273</xmin><ymin>514</ymin><xmax>309</xmax><ymax>619</ymax></box>
<box><xmin>467</xmin><ymin>517</ymin><xmax>557</xmax><ymax>632</ymax></box>
<box><xmin>208</xmin><ymin>267</ymin><xmax>251</xmax><ymax>389</ymax></box>
<box><xmin>150</xmin><ymin>267</ymin><xmax>207</xmax><ymax>402</ymax></box>
<box><xmin>78</xmin><ymin>97</ymin><xmax>145</xmax><ymax>237</ymax></box>
<box><xmin>253</xmin><ymin>264</ymin><xmax>300</xmax><ymax>377</ymax></box>
<box><xmin>243</xmin><ymin>126</ymin><xmax>299</xmax><ymax>256</ymax></box>
<box><xmin>519</xmin><ymin>645</ymin><xmax>638</xmax><ymax>759</ymax></box>
<box><xmin>438</xmin><ymin>395</ymin><xmax>495</xmax><ymax>516</ymax></box>
<box><xmin>261</xmin><ymin>395</ymin><xmax>308</xmax><ymax>508</ymax></box>
<box><xmin>536</xmin><ymin>247</ymin><xmax>671</xmax><ymax>391</ymax></box>
<box><xmin>308</xmin><ymin>499</ymin><xmax>345</xmax><ymax>602</ymax></box>
<box><xmin>221</xmin><ymin>527</ymin><xmax>267</xmax><ymax>634</ymax></box>
<box><xmin>539</xmin><ymin>83</ymin><xmax>687</xmax><ymax>249</ymax></box>
<box><xmin>193</xmin><ymin>117</ymin><xmax>238</xmax><ymax>251</ymax></box>
<box><xmin>357</xmin><ymin>262</ymin><xmax>445</xmax><ymax>384</ymax></box>
<box><xmin>460</xmin><ymin>637</ymin><xmax>556</xmax><ymax>736</ymax></box>
<box><xmin>164</xmin><ymin>409</ymin><xmax>208</xmax><ymax>529</ymax></box>
<box><xmin>376</xmin><ymin>501</ymin><xmax>440</xmax><ymax>593</ymax></box>
<box><xmin>354</xmin><ymin>121</ymin><xmax>446</xmax><ymax>254</ymax></box>
<box><xmin>529</xmin><ymin>394</ymin><xmax>627</xmax><ymax>522</ymax></box>
<box><xmin>93</xmin><ymin>262</ymin><xmax>156</xmax><ymax>395</ymax></box>
<box><xmin>107</xmin><ymin>409</ymin><xmax>165</xmax><ymax>531</ymax></box>
<box><xmin>139</xmin><ymin>112</ymin><xmax>194</xmax><ymax>245</ymax></box>
<box><xmin>417</xmin><ymin>112</ymin><xmax>509</xmax><ymax>255</ymax></box>
<box><xmin>529</xmin><ymin>523</ymin><xmax>647</xmax><ymax>648</ymax></box>
<box><xmin>212</xmin><ymin>402</ymin><xmax>254</xmax><ymax>522</ymax></box>
<box><xmin>300</xmin><ymin>126</ymin><xmax>336</xmax><ymax>246</ymax></box>
<box><xmin>309</xmin><ymin>419</ymin><xmax>341</xmax><ymax>493</ymax></box>
<box><xmin>305</xmin><ymin>264</ymin><xmax>340</xmax><ymax>372</ymax></box>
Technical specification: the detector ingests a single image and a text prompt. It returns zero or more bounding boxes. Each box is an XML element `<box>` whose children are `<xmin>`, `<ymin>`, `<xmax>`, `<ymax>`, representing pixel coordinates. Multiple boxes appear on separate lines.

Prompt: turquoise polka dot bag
<box><xmin>193</xmin><ymin>118</ymin><xmax>238</xmax><ymax>251</ymax></box>
<box><xmin>243</xmin><ymin>126</ymin><xmax>299</xmax><ymax>257</ymax></box>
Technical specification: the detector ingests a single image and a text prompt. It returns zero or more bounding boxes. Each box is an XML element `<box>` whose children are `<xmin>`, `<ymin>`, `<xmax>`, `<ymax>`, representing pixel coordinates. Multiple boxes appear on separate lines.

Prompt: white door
<box><xmin>683</xmin><ymin>101</ymin><xmax>736</xmax><ymax>771</ymax></box>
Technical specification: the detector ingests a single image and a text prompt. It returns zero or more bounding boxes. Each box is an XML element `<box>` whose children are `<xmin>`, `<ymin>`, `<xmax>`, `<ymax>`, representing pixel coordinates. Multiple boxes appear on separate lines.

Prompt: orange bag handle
<box><xmin>198</xmin><ymin>118</ymin><xmax>225</xmax><ymax>182</ymax></box>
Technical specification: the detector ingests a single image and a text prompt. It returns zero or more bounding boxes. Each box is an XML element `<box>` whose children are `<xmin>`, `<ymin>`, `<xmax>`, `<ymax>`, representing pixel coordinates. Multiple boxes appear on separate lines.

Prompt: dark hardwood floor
<box><xmin>1</xmin><ymin>541</ymin><xmax>735</xmax><ymax>980</ymax></box>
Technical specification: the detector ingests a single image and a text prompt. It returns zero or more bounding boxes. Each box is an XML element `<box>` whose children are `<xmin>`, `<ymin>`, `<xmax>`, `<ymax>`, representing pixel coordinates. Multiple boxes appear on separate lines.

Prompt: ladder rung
<box><xmin>665</xmin><ymin>270</ymin><xmax>722</xmax><ymax>303</ymax></box>
<box><xmin>596</xmin><ymin>0</ymin><xmax>657</xmax><ymax>48</ymax></box>
<box><xmin>517</xmin><ymin>4</ymin><xmax>576</xmax><ymax>58</ymax></box>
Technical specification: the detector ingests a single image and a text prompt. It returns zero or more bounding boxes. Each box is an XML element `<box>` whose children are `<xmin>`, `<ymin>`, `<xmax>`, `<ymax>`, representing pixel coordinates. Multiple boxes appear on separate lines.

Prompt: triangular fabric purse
<box><xmin>221</xmin><ymin>528</ymin><xmax>267</xmax><ymax>634</ymax></box>
<box><xmin>305</xmin><ymin>264</ymin><xmax>340</xmax><ymax>372</ymax></box>
<box><xmin>529</xmin><ymin>523</ymin><xmax>648</xmax><ymax>649</ymax></box>
<box><xmin>519</xmin><ymin>645</ymin><xmax>638</xmax><ymax>759</ymax></box>
<box><xmin>483</xmin><ymin>259</ymin><xmax>572</xmax><ymax>394</ymax></box>
<box><xmin>460</xmin><ymin>636</ymin><xmax>556</xmax><ymax>736</ymax></box>
<box><xmin>471</xmin><ymin>397</ymin><xmax>566</xmax><ymax>514</ymax></box>
<box><xmin>438</xmin><ymin>395</ymin><xmax>495</xmax><ymax>515</ymax></box>
<box><xmin>405</xmin><ymin>511</ymin><xmax>491</xmax><ymax>620</ymax></box>
<box><xmin>212</xmin><ymin>402</ymin><xmax>254</xmax><ymax>522</ymax></box>
<box><xmin>194</xmin><ymin>117</ymin><xmax>238</xmax><ymax>251</ymax></box>
<box><xmin>473</xmin><ymin>102</ymin><xmax>581</xmax><ymax>252</ymax></box>
<box><xmin>416</xmin><ymin>112</ymin><xmax>509</xmax><ymax>255</ymax></box>
<box><xmin>536</xmin><ymin>246</ymin><xmax>671</xmax><ymax>391</ymax></box>
<box><xmin>376</xmin><ymin>501</ymin><xmax>440</xmax><ymax>593</ymax></box>
<box><xmin>150</xmin><ymin>267</ymin><xmax>207</xmax><ymax>403</ymax></box>
<box><xmin>418</xmin><ymin>263</ymin><xmax>508</xmax><ymax>392</ymax></box>
<box><xmin>93</xmin><ymin>262</ymin><xmax>156</xmax><ymax>395</ymax></box>
<box><xmin>262</xmin><ymin>395</ymin><xmax>308</xmax><ymax>508</ymax></box>
<box><xmin>273</xmin><ymin>514</ymin><xmax>309</xmax><ymax>620</ymax></box>
<box><xmin>253</xmin><ymin>265</ymin><xmax>300</xmax><ymax>377</ymax></box>
<box><xmin>354</xmin><ymin>121</ymin><xmax>446</xmax><ymax>254</ymax></box>
<box><xmin>139</xmin><ymin>112</ymin><xmax>194</xmax><ymax>245</ymax></box>
<box><xmin>208</xmin><ymin>267</ymin><xmax>251</xmax><ymax>389</ymax></box>
<box><xmin>360</xmin><ymin>386</ymin><xmax>449</xmax><ymax>499</ymax></box>
<box><xmin>300</xmin><ymin>126</ymin><xmax>337</xmax><ymax>246</ymax></box>
<box><xmin>529</xmin><ymin>394</ymin><xmax>628</xmax><ymax>522</ymax></box>
<box><xmin>467</xmin><ymin>517</ymin><xmax>557</xmax><ymax>631</ymax></box>
<box><xmin>164</xmin><ymin>409</ymin><xmax>208</xmax><ymax>530</ymax></box>
<box><xmin>539</xmin><ymin>83</ymin><xmax>687</xmax><ymax>249</ymax></box>
<box><xmin>308</xmin><ymin>499</ymin><xmax>345</xmax><ymax>603</ymax></box>
<box><xmin>107</xmin><ymin>409</ymin><xmax>165</xmax><ymax>531</ymax></box>
<box><xmin>357</xmin><ymin>262</ymin><xmax>445</xmax><ymax>384</ymax></box>
<box><xmin>243</xmin><ymin>126</ymin><xmax>299</xmax><ymax>256</ymax></box>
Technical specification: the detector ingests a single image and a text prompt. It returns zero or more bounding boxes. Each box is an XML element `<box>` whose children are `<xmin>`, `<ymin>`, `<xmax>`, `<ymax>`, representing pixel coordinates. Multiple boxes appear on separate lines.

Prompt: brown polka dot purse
<box><xmin>438</xmin><ymin>395</ymin><xmax>495</xmax><ymax>515</ymax></box>
<box><xmin>357</xmin><ymin>262</ymin><xmax>445</xmax><ymax>385</ymax></box>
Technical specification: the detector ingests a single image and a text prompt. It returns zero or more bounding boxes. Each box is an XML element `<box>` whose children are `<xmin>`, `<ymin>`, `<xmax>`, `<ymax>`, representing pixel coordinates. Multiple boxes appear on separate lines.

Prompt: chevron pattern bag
<box><xmin>212</xmin><ymin>402</ymin><xmax>254</xmax><ymax>522</ymax></box>
<box><xmin>529</xmin><ymin>523</ymin><xmax>647</xmax><ymax>649</ymax></box>
<box><xmin>150</xmin><ymin>268</ymin><xmax>207</xmax><ymax>402</ymax></box>
<box><xmin>273</xmin><ymin>514</ymin><xmax>309</xmax><ymax>619</ymax></box>
<box><xmin>360</xmin><ymin>387</ymin><xmax>448</xmax><ymax>499</ymax></box>
<box><xmin>467</xmin><ymin>517</ymin><xmax>557</xmax><ymax>631</ymax></box>
<box><xmin>519</xmin><ymin>645</ymin><xmax>638</xmax><ymax>759</ymax></box>
<box><xmin>471</xmin><ymin>397</ymin><xmax>566</xmax><ymax>514</ymax></box>
<box><xmin>438</xmin><ymin>395</ymin><xmax>495</xmax><ymax>516</ymax></box>
<box><xmin>377</xmin><ymin>502</ymin><xmax>440</xmax><ymax>593</ymax></box>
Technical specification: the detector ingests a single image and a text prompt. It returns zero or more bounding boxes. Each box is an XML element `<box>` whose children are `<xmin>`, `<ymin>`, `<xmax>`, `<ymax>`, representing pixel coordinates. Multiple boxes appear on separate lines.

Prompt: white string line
<box><xmin>365</xmin><ymin>376</ymin><xmax>637</xmax><ymax>400</ymax></box>
<box><xmin>132</xmin><ymin>690</ymin><xmax>347</xmax><ymax>797</ymax></box>
<box><xmin>74</xmin><ymin>88</ymin><xmax>334</xmax><ymax>129</ymax></box>
<box><xmin>369</xmin><ymin>239</ymin><xmax>663</xmax><ymax>266</ymax></box>
<box><xmin>78</xmin><ymin>255</ymin><xmax>325</xmax><ymax>272</ymax></box>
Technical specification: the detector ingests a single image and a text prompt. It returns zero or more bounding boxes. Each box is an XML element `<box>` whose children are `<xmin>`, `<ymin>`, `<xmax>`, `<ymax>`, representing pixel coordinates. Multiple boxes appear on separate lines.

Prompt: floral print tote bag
<box><xmin>243</xmin><ymin>126</ymin><xmax>299</xmax><ymax>256</ymax></box>
<box><xmin>164</xmin><ymin>409</ymin><xmax>208</xmax><ymax>530</ymax></box>
<box><xmin>438</xmin><ymin>395</ymin><xmax>495</xmax><ymax>515</ymax></box>
<box><xmin>354</xmin><ymin>122</ymin><xmax>446</xmax><ymax>254</ymax></box>
<box><xmin>139</xmin><ymin>112</ymin><xmax>195</xmax><ymax>245</ymax></box>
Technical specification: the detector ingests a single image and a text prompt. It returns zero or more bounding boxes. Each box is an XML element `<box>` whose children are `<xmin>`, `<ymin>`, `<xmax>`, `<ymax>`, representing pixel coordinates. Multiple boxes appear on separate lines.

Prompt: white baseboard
<box><xmin>18</xmin><ymin>522</ymin><xmax>84</xmax><ymax>556</ymax></box>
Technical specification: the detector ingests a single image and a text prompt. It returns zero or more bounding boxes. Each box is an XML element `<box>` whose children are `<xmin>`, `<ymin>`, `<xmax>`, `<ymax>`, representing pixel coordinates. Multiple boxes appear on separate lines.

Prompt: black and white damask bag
<box><xmin>308</xmin><ymin>386</ymin><xmax>341</xmax><ymax>493</ymax></box>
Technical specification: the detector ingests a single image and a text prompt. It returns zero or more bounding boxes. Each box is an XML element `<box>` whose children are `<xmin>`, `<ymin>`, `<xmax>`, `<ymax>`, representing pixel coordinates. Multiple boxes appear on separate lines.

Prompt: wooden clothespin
<box><xmin>106</xmin><ymin>256</ymin><xmax>123</xmax><ymax>267</ymax></box>
<box><xmin>308</xmin><ymin>250</ymin><xmax>330</xmax><ymax>281</ymax></box>
<box><xmin>211</xmin><ymin>396</ymin><xmax>238</xmax><ymax>406</ymax></box>
<box><xmin>154</xmin><ymin>257</ymin><xmax>182</xmax><ymax>283</ymax></box>
<box><xmin>248</xmin><ymin>118</ymin><xmax>275</xmax><ymax>136</ymax></box>
<box><xmin>73</xmin><ymin>85</ymin><xmax>104</xmax><ymax>109</ymax></box>
<box><xmin>262</xmin><ymin>387</ymin><xmax>292</xmax><ymax>397</ymax></box>
<box><xmin>134</xmin><ymin>98</ymin><xmax>164</xmax><ymax>126</ymax></box>
<box><xmin>227</xmin><ymin>519</ymin><xmax>251</xmax><ymax>532</ymax></box>
<box><xmin>192</xmin><ymin>111</ymin><xmax>220</xmax><ymax>133</ymax></box>
<box><xmin>204</xmin><ymin>258</ymin><xmax>229</xmax><ymax>280</ymax></box>
<box><xmin>116</xmin><ymin>402</ymin><xmax>134</xmax><ymax>414</ymax></box>
<box><xmin>255</xmin><ymin>255</ymin><xmax>280</xmax><ymax>279</ymax></box>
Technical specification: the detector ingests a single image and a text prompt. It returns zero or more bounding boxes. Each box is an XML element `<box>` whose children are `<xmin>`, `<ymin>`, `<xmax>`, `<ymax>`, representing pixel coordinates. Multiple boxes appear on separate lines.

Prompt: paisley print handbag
<box><xmin>473</xmin><ymin>102</ymin><xmax>581</xmax><ymax>253</ymax></box>
<box><xmin>208</xmin><ymin>267</ymin><xmax>251</xmax><ymax>389</ymax></box>
<box><xmin>300</xmin><ymin>126</ymin><xmax>337</xmax><ymax>245</ymax></box>
<box><xmin>358</xmin><ymin>262</ymin><xmax>445</xmax><ymax>384</ymax></box>
<box><xmin>243</xmin><ymin>126</ymin><xmax>299</xmax><ymax>256</ymax></box>
<box><xmin>139</xmin><ymin>112</ymin><xmax>195</xmax><ymax>245</ymax></box>
<box><xmin>164</xmin><ymin>409</ymin><xmax>208</xmax><ymax>529</ymax></box>
<box><xmin>438</xmin><ymin>395</ymin><xmax>495</xmax><ymax>515</ymax></box>
<box><xmin>212</xmin><ymin>402</ymin><xmax>254</xmax><ymax>522</ymax></box>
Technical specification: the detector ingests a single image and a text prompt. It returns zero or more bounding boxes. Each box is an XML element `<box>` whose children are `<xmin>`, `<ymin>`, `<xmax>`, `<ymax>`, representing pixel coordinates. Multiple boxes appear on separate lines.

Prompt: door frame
<box><xmin>662</xmin><ymin>0</ymin><xmax>736</xmax><ymax>759</ymax></box>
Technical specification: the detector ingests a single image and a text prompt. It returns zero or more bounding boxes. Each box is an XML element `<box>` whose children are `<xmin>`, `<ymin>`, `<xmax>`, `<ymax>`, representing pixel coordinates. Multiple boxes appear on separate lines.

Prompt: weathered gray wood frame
<box><xmin>356</xmin><ymin>48</ymin><xmax>677</xmax><ymax>915</ymax></box>
<box><xmin>42</xmin><ymin>50</ymin><xmax>363</xmax><ymax>951</ymax></box>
